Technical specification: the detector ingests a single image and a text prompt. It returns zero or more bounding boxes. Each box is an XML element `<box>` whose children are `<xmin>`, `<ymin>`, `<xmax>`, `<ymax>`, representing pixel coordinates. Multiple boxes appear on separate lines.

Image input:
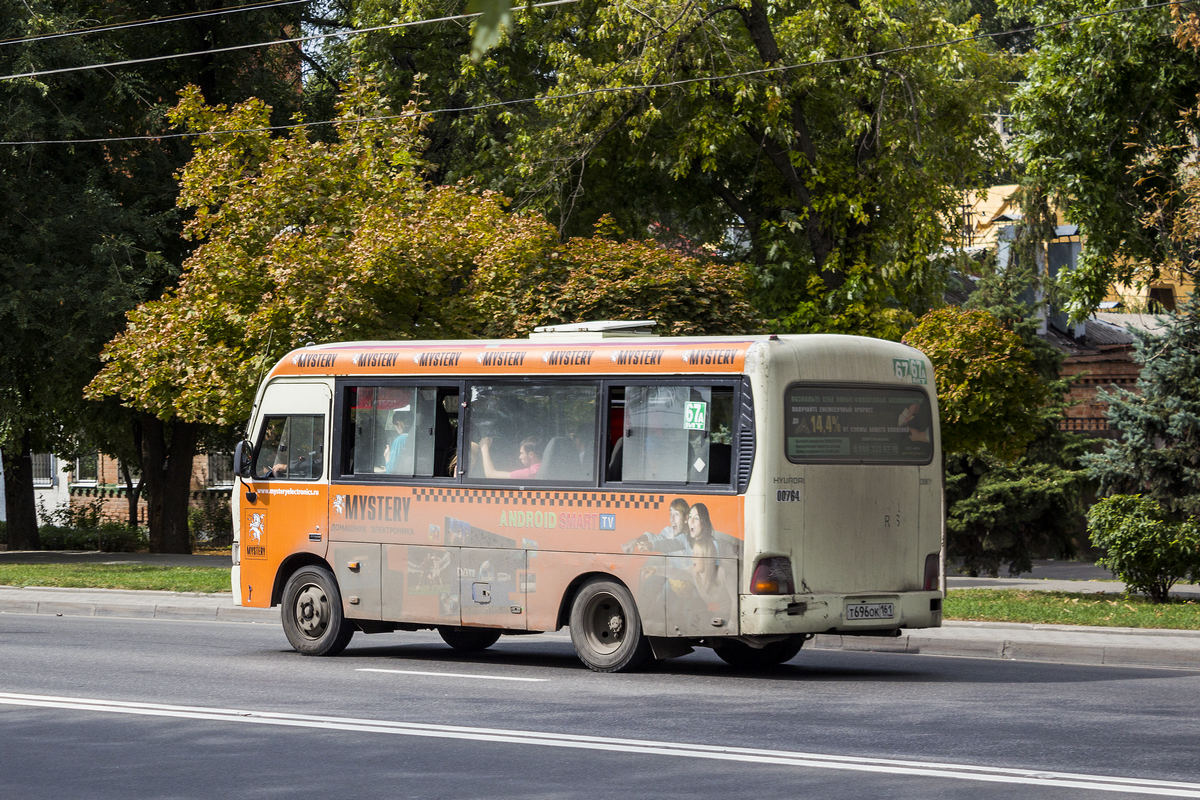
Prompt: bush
<box><xmin>36</xmin><ymin>523</ymin><xmax>147</xmax><ymax>553</ymax></box>
<box><xmin>189</xmin><ymin>492</ymin><xmax>233</xmax><ymax>550</ymax></box>
<box><xmin>1087</xmin><ymin>495</ymin><xmax>1200</xmax><ymax>603</ymax></box>
<box><xmin>25</xmin><ymin>498</ymin><xmax>148</xmax><ymax>553</ymax></box>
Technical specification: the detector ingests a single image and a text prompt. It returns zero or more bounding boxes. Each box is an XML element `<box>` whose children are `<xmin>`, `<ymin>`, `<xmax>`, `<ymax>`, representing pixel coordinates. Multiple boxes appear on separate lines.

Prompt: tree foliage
<box><xmin>902</xmin><ymin>306</ymin><xmax>1048</xmax><ymax>459</ymax></box>
<box><xmin>338</xmin><ymin>0</ymin><xmax>1006</xmax><ymax>334</ymax></box>
<box><xmin>474</xmin><ymin>217</ymin><xmax>761</xmax><ymax>337</ymax></box>
<box><xmin>941</xmin><ymin>255</ymin><xmax>1092</xmax><ymax>576</ymax></box>
<box><xmin>946</xmin><ymin>428</ymin><xmax>1090</xmax><ymax>576</ymax></box>
<box><xmin>0</xmin><ymin>1</ymin><xmax>171</xmax><ymax>547</ymax></box>
<box><xmin>1082</xmin><ymin>299</ymin><xmax>1200</xmax><ymax>519</ymax></box>
<box><xmin>90</xmin><ymin>79</ymin><xmax>499</xmax><ymax>424</ymax></box>
<box><xmin>1087</xmin><ymin>494</ymin><xmax>1200</xmax><ymax>603</ymax></box>
<box><xmin>1</xmin><ymin>0</ymin><xmax>315</xmax><ymax>551</ymax></box>
<box><xmin>88</xmin><ymin>76</ymin><xmax>761</xmax><ymax>429</ymax></box>
<box><xmin>1003</xmin><ymin>0</ymin><xmax>1200</xmax><ymax>316</ymax></box>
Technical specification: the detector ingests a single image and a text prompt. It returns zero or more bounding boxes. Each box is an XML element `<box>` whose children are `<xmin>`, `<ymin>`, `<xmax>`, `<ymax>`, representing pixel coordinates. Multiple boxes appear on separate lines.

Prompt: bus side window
<box><xmin>253</xmin><ymin>415</ymin><xmax>325</xmax><ymax>481</ymax></box>
<box><xmin>341</xmin><ymin>384</ymin><xmax>458</xmax><ymax>480</ymax></box>
<box><xmin>464</xmin><ymin>382</ymin><xmax>598</xmax><ymax>484</ymax></box>
<box><xmin>607</xmin><ymin>385</ymin><xmax>734</xmax><ymax>486</ymax></box>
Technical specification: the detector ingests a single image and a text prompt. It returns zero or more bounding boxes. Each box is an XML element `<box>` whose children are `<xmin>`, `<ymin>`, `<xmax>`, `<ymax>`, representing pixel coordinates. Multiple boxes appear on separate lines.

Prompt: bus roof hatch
<box><xmin>528</xmin><ymin>320</ymin><xmax>658</xmax><ymax>340</ymax></box>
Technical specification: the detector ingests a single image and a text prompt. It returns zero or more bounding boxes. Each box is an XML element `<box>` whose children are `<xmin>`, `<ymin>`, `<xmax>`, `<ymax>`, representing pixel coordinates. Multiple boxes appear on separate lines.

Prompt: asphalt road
<box><xmin>1</xmin><ymin>612</ymin><xmax>1198</xmax><ymax>799</ymax></box>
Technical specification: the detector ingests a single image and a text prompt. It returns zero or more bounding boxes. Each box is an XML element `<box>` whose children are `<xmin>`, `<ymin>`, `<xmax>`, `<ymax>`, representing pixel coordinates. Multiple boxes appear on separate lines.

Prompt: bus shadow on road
<box><xmin>326</xmin><ymin>638</ymin><xmax>1197</xmax><ymax>686</ymax></box>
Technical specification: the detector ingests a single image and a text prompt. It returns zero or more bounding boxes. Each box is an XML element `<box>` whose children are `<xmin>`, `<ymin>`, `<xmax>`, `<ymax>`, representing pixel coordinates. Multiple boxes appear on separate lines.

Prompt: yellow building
<box><xmin>959</xmin><ymin>184</ymin><xmax>1194</xmax><ymax>311</ymax></box>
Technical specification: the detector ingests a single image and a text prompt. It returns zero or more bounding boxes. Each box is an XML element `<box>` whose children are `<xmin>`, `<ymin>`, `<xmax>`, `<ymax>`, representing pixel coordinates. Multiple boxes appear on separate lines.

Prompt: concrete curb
<box><xmin>812</xmin><ymin>621</ymin><xmax>1200</xmax><ymax>670</ymax></box>
<box><xmin>3</xmin><ymin>585</ymin><xmax>1198</xmax><ymax>670</ymax></box>
<box><xmin>0</xmin><ymin>586</ymin><xmax>275</xmax><ymax>624</ymax></box>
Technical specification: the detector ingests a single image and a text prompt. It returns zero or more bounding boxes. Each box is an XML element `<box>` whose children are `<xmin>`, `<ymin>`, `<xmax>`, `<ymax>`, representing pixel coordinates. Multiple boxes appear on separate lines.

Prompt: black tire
<box><xmin>713</xmin><ymin>637</ymin><xmax>805</xmax><ymax>668</ymax></box>
<box><xmin>439</xmin><ymin>626</ymin><xmax>502</xmax><ymax>653</ymax></box>
<box><xmin>281</xmin><ymin>565</ymin><xmax>354</xmax><ymax>656</ymax></box>
<box><xmin>569</xmin><ymin>579</ymin><xmax>652</xmax><ymax>673</ymax></box>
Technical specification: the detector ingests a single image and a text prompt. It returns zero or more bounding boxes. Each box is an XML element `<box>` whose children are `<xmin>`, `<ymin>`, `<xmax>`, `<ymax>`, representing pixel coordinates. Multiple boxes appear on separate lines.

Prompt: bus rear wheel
<box><xmin>439</xmin><ymin>627</ymin><xmax>502</xmax><ymax>653</ymax></box>
<box><xmin>569</xmin><ymin>579</ymin><xmax>651</xmax><ymax>673</ymax></box>
<box><xmin>713</xmin><ymin>637</ymin><xmax>805</xmax><ymax>668</ymax></box>
<box><xmin>281</xmin><ymin>565</ymin><xmax>354</xmax><ymax>656</ymax></box>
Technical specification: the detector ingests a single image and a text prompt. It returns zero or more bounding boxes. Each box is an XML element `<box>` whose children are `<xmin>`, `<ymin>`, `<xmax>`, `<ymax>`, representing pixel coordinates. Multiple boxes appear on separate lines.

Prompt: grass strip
<box><xmin>0</xmin><ymin>564</ymin><xmax>230</xmax><ymax>594</ymax></box>
<box><xmin>946</xmin><ymin>589</ymin><xmax>1200</xmax><ymax>630</ymax></box>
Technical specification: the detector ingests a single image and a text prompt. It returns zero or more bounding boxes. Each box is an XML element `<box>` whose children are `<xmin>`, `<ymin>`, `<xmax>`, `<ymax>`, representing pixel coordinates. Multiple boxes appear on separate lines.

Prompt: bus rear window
<box><xmin>784</xmin><ymin>385</ymin><xmax>933</xmax><ymax>464</ymax></box>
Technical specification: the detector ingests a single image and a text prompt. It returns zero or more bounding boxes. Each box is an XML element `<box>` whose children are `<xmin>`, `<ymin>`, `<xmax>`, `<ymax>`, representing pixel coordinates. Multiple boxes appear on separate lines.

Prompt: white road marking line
<box><xmin>0</xmin><ymin>692</ymin><xmax>1197</xmax><ymax>796</ymax></box>
<box><xmin>356</xmin><ymin>668</ymin><xmax>548</xmax><ymax>682</ymax></box>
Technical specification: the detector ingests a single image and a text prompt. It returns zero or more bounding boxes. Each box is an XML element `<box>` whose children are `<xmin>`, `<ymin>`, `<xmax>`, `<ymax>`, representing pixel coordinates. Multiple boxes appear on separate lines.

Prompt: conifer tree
<box><xmin>1083</xmin><ymin>298</ymin><xmax>1200</xmax><ymax>518</ymax></box>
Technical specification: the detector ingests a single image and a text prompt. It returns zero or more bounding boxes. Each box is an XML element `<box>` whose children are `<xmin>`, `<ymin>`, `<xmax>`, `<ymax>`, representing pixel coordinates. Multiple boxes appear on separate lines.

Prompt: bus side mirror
<box><xmin>233</xmin><ymin>440</ymin><xmax>254</xmax><ymax>479</ymax></box>
<box><xmin>233</xmin><ymin>439</ymin><xmax>258</xmax><ymax>504</ymax></box>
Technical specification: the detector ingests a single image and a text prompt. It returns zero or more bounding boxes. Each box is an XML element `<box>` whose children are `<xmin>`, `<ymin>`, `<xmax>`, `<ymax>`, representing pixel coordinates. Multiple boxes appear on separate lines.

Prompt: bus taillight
<box><xmin>924</xmin><ymin>553</ymin><xmax>940</xmax><ymax>591</ymax></box>
<box><xmin>751</xmin><ymin>557</ymin><xmax>795</xmax><ymax>595</ymax></box>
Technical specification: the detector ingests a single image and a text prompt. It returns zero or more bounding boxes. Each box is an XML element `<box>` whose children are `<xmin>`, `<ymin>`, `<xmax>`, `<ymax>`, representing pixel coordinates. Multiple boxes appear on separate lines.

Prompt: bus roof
<box><xmin>266</xmin><ymin>333</ymin><xmax>927</xmax><ymax>380</ymax></box>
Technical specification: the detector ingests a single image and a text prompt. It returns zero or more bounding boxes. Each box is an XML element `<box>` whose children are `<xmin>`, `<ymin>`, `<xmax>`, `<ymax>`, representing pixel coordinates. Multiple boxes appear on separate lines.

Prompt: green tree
<box><xmin>901</xmin><ymin>306</ymin><xmax>1048</xmax><ymax>459</ymax></box>
<box><xmin>940</xmin><ymin>248</ymin><xmax>1092</xmax><ymax>576</ymax></box>
<box><xmin>88</xmin><ymin>80</ymin><xmax>507</xmax><ymax>421</ymax></box>
<box><xmin>89</xmin><ymin>77</ymin><xmax>761</xmax><ymax>490</ymax></box>
<box><xmin>474</xmin><ymin>217</ymin><xmax>762</xmax><ymax>337</ymax></box>
<box><xmin>903</xmin><ymin>305</ymin><xmax>1085</xmax><ymax>575</ymax></box>
<box><xmin>945</xmin><ymin>426</ymin><xmax>1090</xmax><ymax>576</ymax></box>
<box><xmin>1087</xmin><ymin>494</ymin><xmax>1200</xmax><ymax>603</ymax></box>
<box><xmin>337</xmin><ymin>0</ymin><xmax>1006</xmax><ymax>335</ymax></box>
<box><xmin>1082</xmin><ymin>298</ymin><xmax>1200</xmax><ymax>519</ymax></box>
<box><xmin>1004</xmin><ymin>0</ymin><xmax>1200</xmax><ymax>316</ymax></box>
<box><xmin>1</xmin><ymin>1</ymin><xmax>161</xmax><ymax>549</ymax></box>
<box><xmin>1</xmin><ymin>0</ymin><xmax>328</xmax><ymax>551</ymax></box>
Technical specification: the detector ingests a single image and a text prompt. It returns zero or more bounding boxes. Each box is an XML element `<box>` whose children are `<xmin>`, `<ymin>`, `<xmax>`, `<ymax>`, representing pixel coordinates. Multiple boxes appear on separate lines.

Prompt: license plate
<box><xmin>845</xmin><ymin>602</ymin><xmax>894</xmax><ymax>621</ymax></box>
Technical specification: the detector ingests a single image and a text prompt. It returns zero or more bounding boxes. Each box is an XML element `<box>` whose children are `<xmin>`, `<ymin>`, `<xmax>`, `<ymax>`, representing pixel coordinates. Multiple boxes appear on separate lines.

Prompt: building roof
<box><xmin>1045</xmin><ymin>312</ymin><xmax>1167</xmax><ymax>355</ymax></box>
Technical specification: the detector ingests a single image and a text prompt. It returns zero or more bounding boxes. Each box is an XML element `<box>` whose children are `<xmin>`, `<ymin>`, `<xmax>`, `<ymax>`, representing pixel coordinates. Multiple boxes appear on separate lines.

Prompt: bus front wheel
<box><xmin>281</xmin><ymin>565</ymin><xmax>354</xmax><ymax>656</ymax></box>
<box><xmin>569</xmin><ymin>579</ymin><xmax>652</xmax><ymax>673</ymax></box>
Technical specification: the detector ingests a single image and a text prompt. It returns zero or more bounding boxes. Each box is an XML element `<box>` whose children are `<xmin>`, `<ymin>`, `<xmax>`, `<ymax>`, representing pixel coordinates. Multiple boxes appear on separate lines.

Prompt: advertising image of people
<box><xmin>627</xmin><ymin>498</ymin><xmax>740</xmax><ymax>628</ymax></box>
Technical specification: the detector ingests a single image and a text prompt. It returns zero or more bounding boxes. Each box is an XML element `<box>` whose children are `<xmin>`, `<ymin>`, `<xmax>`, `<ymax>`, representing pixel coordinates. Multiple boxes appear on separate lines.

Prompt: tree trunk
<box><xmin>120</xmin><ymin>461</ymin><xmax>145</xmax><ymax>531</ymax></box>
<box><xmin>141</xmin><ymin>414</ymin><xmax>198</xmax><ymax>554</ymax></box>
<box><xmin>2</xmin><ymin>432</ymin><xmax>40</xmax><ymax>550</ymax></box>
<box><xmin>121</xmin><ymin>418</ymin><xmax>145</xmax><ymax>530</ymax></box>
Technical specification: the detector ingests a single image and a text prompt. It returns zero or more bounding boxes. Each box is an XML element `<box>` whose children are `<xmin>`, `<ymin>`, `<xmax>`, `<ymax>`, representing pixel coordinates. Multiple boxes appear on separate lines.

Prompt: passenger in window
<box><xmin>476</xmin><ymin>436</ymin><xmax>542</xmax><ymax>479</ymax></box>
<box><xmin>383</xmin><ymin>410</ymin><xmax>411</xmax><ymax>473</ymax></box>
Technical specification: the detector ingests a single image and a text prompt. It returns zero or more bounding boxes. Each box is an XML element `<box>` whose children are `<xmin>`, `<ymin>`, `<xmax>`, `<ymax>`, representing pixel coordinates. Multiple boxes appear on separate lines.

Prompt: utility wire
<box><xmin>0</xmin><ymin>0</ymin><xmax>310</xmax><ymax>48</ymax></box>
<box><xmin>0</xmin><ymin>0</ymin><xmax>1195</xmax><ymax>146</ymax></box>
<box><xmin>0</xmin><ymin>0</ymin><xmax>579</xmax><ymax>83</ymax></box>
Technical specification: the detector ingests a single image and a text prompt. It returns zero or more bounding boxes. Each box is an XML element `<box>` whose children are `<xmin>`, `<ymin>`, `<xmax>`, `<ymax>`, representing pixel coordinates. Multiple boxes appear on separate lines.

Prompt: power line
<box><xmin>0</xmin><ymin>0</ymin><xmax>310</xmax><ymax>48</ymax></box>
<box><xmin>0</xmin><ymin>0</ymin><xmax>579</xmax><ymax>83</ymax></box>
<box><xmin>0</xmin><ymin>0</ymin><xmax>1195</xmax><ymax>146</ymax></box>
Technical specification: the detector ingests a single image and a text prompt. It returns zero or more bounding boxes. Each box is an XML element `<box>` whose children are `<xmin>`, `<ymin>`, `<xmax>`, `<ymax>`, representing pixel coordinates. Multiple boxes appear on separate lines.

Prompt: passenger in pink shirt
<box><xmin>477</xmin><ymin>436</ymin><xmax>542</xmax><ymax>479</ymax></box>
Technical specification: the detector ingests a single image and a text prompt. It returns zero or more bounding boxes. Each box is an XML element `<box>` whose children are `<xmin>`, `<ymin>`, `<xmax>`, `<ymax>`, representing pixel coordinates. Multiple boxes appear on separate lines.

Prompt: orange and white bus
<box><xmin>231</xmin><ymin>321</ymin><xmax>943</xmax><ymax>671</ymax></box>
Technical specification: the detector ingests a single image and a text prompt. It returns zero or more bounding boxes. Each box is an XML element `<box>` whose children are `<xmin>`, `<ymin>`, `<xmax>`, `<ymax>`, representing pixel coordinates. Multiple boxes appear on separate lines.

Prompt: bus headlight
<box><xmin>751</xmin><ymin>557</ymin><xmax>795</xmax><ymax>595</ymax></box>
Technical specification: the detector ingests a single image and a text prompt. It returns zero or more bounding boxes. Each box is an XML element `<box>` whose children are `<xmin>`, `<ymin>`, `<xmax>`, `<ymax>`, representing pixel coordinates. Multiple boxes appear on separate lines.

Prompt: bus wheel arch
<box><xmin>567</xmin><ymin>576</ymin><xmax>652</xmax><ymax>673</ymax></box>
<box><xmin>279</xmin><ymin>563</ymin><xmax>354</xmax><ymax>656</ymax></box>
<box><xmin>271</xmin><ymin>552</ymin><xmax>331</xmax><ymax>607</ymax></box>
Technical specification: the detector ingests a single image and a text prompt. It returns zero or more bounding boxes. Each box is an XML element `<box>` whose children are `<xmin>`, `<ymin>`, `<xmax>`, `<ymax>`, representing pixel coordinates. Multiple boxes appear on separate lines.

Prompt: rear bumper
<box><xmin>738</xmin><ymin>591</ymin><xmax>942</xmax><ymax>636</ymax></box>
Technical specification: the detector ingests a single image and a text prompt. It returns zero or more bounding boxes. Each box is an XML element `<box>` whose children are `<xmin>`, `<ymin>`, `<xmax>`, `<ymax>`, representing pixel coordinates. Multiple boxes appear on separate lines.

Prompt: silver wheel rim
<box><xmin>582</xmin><ymin>592</ymin><xmax>625</xmax><ymax>656</ymax></box>
<box><xmin>294</xmin><ymin>582</ymin><xmax>330</xmax><ymax>639</ymax></box>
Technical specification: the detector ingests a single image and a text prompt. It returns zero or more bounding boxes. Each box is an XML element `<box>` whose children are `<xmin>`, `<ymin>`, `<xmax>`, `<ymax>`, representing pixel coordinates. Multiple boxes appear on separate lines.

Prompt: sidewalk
<box><xmin>0</xmin><ymin>553</ymin><xmax>1197</xmax><ymax>670</ymax></box>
